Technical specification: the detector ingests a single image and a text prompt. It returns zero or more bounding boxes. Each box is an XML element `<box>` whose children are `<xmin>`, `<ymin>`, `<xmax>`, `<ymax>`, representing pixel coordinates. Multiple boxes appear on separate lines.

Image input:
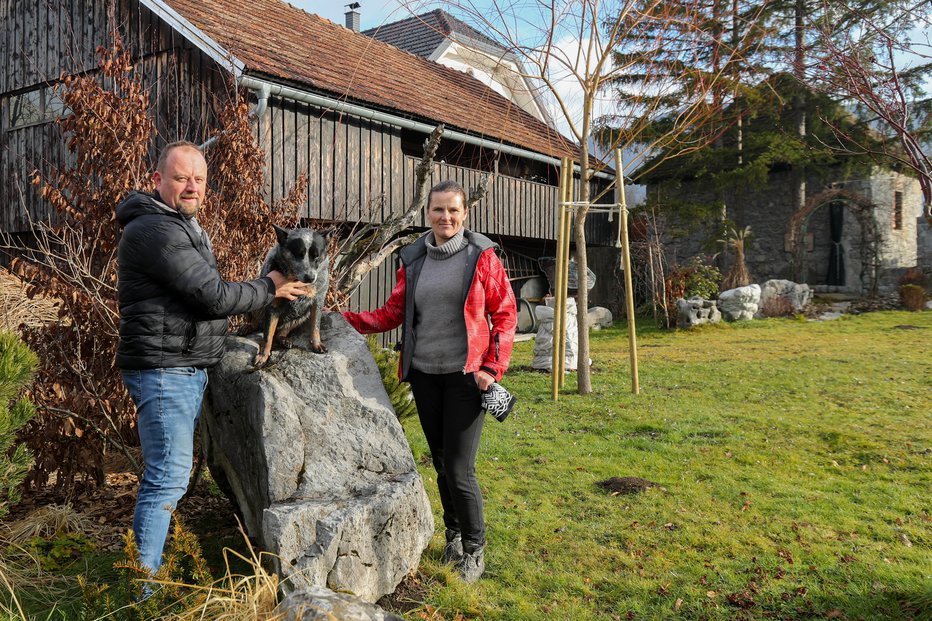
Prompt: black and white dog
<box><xmin>250</xmin><ymin>225</ymin><xmax>329</xmax><ymax>368</ymax></box>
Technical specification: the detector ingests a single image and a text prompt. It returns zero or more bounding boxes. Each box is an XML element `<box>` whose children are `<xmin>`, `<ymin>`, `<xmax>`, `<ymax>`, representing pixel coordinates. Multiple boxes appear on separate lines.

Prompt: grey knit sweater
<box><xmin>410</xmin><ymin>230</ymin><xmax>470</xmax><ymax>374</ymax></box>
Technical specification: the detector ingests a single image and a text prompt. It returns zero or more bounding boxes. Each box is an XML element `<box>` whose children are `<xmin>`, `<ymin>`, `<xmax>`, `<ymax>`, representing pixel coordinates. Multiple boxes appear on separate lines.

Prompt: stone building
<box><xmin>651</xmin><ymin>168</ymin><xmax>928</xmax><ymax>295</ymax></box>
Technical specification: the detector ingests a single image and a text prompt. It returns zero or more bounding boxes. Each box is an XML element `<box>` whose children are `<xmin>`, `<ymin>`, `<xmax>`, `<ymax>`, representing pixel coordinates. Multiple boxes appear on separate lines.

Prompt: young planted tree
<box><xmin>424</xmin><ymin>0</ymin><xmax>728</xmax><ymax>393</ymax></box>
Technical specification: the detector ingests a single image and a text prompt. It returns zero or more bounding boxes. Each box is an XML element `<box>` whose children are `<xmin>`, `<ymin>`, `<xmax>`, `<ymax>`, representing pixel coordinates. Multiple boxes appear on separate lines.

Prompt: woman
<box><xmin>343</xmin><ymin>180</ymin><xmax>517</xmax><ymax>582</ymax></box>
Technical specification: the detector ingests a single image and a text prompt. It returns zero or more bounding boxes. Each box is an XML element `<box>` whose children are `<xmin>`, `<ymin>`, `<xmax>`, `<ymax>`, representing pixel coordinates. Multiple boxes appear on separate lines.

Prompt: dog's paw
<box><xmin>310</xmin><ymin>342</ymin><xmax>328</xmax><ymax>354</ymax></box>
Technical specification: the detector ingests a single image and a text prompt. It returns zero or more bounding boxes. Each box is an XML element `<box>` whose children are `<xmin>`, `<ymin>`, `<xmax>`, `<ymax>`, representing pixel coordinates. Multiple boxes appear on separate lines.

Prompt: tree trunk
<box><xmin>792</xmin><ymin>0</ymin><xmax>807</xmax><ymax>281</ymax></box>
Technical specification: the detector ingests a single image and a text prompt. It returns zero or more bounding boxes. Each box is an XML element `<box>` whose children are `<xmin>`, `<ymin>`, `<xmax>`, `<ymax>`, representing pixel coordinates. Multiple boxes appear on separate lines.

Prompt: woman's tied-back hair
<box><xmin>428</xmin><ymin>180</ymin><xmax>467</xmax><ymax>206</ymax></box>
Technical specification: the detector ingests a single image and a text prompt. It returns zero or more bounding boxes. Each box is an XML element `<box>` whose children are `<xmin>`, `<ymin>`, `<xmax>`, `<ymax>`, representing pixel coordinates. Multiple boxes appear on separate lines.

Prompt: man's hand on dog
<box><xmin>268</xmin><ymin>270</ymin><xmax>309</xmax><ymax>300</ymax></box>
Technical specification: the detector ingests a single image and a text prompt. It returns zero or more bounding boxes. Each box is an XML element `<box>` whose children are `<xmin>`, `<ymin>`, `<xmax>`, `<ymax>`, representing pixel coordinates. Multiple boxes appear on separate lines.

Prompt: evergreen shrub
<box><xmin>0</xmin><ymin>331</ymin><xmax>38</xmax><ymax>519</ymax></box>
<box><xmin>367</xmin><ymin>336</ymin><xmax>417</xmax><ymax>421</ymax></box>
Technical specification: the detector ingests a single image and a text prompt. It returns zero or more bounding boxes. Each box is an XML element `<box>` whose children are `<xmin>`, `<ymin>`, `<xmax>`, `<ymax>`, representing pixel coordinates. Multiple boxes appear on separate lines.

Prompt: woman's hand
<box><xmin>474</xmin><ymin>369</ymin><xmax>495</xmax><ymax>392</ymax></box>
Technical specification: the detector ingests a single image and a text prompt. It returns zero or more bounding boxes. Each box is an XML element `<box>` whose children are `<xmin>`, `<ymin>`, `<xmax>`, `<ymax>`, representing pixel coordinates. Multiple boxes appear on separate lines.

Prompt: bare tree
<box><xmin>404</xmin><ymin>0</ymin><xmax>729</xmax><ymax>393</ymax></box>
<box><xmin>810</xmin><ymin>4</ymin><xmax>932</xmax><ymax>214</ymax></box>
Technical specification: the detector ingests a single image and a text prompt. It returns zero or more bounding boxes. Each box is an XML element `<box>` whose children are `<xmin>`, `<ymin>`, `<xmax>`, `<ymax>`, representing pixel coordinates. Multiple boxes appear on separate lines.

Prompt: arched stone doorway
<box><xmin>787</xmin><ymin>189</ymin><xmax>880</xmax><ymax>294</ymax></box>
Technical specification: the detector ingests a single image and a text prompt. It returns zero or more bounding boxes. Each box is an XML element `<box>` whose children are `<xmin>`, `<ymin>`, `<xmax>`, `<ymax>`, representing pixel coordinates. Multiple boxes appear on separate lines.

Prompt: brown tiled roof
<box><xmin>164</xmin><ymin>0</ymin><xmax>577</xmax><ymax>160</ymax></box>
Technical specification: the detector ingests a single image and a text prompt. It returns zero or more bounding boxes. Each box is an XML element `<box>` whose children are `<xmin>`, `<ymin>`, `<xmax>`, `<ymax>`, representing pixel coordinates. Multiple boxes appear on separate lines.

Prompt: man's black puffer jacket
<box><xmin>115</xmin><ymin>191</ymin><xmax>274</xmax><ymax>370</ymax></box>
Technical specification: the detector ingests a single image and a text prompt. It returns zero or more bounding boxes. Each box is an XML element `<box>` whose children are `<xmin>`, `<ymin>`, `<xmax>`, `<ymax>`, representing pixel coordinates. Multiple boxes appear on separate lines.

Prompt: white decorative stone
<box><xmin>757</xmin><ymin>279</ymin><xmax>812</xmax><ymax>316</ymax></box>
<box><xmin>588</xmin><ymin>306</ymin><xmax>613</xmax><ymax>330</ymax></box>
<box><xmin>718</xmin><ymin>284</ymin><xmax>761</xmax><ymax>321</ymax></box>
<box><xmin>676</xmin><ymin>296</ymin><xmax>722</xmax><ymax>328</ymax></box>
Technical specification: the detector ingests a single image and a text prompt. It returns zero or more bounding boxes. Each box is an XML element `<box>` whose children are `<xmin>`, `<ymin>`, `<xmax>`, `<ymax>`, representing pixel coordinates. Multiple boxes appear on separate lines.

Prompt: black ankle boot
<box><xmin>457</xmin><ymin>545</ymin><xmax>485</xmax><ymax>583</ymax></box>
<box><xmin>441</xmin><ymin>529</ymin><xmax>463</xmax><ymax>564</ymax></box>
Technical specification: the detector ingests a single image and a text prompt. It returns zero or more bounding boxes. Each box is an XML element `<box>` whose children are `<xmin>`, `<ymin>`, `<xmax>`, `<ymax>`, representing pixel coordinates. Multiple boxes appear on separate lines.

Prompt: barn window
<box><xmin>8</xmin><ymin>85</ymin><xmax>68</xmax><ymax>129</ymax></box>
<box><xmin>893</xmin><ymin>191</ymin><xmax>903</xmax><ymax>230</ymax></box>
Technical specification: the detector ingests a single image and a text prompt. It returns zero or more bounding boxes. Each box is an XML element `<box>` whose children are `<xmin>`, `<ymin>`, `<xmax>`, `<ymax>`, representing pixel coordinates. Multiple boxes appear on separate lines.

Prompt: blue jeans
<box><xmin>122</xmin><ymin>367</ymin><xmax>208</xmax><ymax>573</ymax></box>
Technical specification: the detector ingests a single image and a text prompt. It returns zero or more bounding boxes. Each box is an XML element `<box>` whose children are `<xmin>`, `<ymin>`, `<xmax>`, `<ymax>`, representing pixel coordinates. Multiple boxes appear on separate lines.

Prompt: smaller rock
<box><xmin>718</xmin><ymin>284</ymin><xmax>761</xmax><ymax>321</ymax></box>
<box><xmin>277</xmin><ymin>586</ymin><xmax>404</xmax><ymax>621</ymax></box>
<box><xmin>588</xmin><ymin>306</ymin><xmax>613</xmax><ymax>329</ymax></box>
<box><xmin>676</xmin><ymin>296</ymin><xmax>722</xmax><ymax>328</ymax></box>
<box><xmin>757</xmin><ymin>279</ymin><xmax>812</xmax><ymax>317</ymax></box>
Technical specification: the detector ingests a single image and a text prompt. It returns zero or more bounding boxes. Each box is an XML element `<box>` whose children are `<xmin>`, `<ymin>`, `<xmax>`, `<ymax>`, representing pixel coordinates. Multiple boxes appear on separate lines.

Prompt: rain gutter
<box><xmin>237</xmin><ymin>74</ymin><xmax>612</xmax><ymax>180</ymax></box>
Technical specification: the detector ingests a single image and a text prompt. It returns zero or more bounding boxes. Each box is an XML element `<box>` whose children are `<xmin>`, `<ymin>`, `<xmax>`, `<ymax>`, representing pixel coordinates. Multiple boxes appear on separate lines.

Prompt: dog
<box><xmin>250</xmin><ymin>224</ymin><xmax>329</xmax><ymax>368</ymax></box>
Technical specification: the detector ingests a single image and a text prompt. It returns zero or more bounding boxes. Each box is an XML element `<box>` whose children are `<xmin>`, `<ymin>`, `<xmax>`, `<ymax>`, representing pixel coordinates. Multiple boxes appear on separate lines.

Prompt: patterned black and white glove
<box><xmin>481</xmin><ymin>382</ymin><xmax>517</xmax><ymax>422</ymax></box>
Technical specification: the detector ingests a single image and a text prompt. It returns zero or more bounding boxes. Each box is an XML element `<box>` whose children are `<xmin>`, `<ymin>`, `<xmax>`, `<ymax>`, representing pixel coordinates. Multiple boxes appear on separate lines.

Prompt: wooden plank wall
<box><xmin>1</xmin><ymin>0</ymin><xmax>225</xmax><ymax>232</ymax></box>
<box><xmin>259</xmin><ymin>94</ymin><xmax>572</xmax><ymax>243</ymax></box>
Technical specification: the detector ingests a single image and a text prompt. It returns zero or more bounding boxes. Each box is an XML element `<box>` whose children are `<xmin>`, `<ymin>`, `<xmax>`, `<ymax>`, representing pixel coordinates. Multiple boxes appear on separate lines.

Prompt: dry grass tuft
<box><xmin>0</xmin><ymin>267</ymin><xmax>61</xmax><ymax>332</ymax></box>
<box><xmin>3</xmin><ymin>503</ymin><xmax>100</xmax><ymax>543</ymax></box>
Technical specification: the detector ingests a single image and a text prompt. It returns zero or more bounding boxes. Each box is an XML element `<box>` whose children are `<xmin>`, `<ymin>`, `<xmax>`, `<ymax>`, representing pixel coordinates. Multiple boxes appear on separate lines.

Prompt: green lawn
<box><xmin>4</xmin><ymin>311</ymin><xmax>929</xmax><ymax>620</ymax></box>
<box><xmin>402</xmin><ymin>312</ymin><xmax>931</xmax><ymax>620</ymax></box>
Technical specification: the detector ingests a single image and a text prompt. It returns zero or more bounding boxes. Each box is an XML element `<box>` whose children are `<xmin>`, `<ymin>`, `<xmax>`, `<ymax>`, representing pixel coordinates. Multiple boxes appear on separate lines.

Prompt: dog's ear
<box><xmin>273</xmin><ymin>224</ymin><xmax>290</xmax><ymax>245</ymax></box>
<box><xmin>314</xmin><ymin>232</ymin><xmax>329</xmax><ymax>252</ymax></box>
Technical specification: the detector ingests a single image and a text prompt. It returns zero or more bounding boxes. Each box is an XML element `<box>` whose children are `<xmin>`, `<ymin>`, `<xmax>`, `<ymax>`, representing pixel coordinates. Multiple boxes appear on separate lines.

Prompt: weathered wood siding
<box><xmin>257</xmin><ymin>96</ymin><xmax>620</xmax><ymax>244</ymax></box>
<box><xmin>1</xmin><ymin>0</ymin><xmax>225</xmax><ymax>232</ymax></box>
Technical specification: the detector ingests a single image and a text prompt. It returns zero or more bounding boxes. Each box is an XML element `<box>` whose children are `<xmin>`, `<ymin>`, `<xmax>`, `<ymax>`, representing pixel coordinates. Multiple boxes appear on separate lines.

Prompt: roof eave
<box><xmin>140</xmin><ymin>0</ymin><xmax>245</xmax><ymax>76</ymax></box>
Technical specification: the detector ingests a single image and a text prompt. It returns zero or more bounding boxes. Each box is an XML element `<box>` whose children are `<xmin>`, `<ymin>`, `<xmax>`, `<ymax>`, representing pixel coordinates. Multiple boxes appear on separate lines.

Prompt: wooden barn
<box><xmin>1</xmin><ymin>0</ymin><xmax>620</xmax><ymax>320</ymax></box>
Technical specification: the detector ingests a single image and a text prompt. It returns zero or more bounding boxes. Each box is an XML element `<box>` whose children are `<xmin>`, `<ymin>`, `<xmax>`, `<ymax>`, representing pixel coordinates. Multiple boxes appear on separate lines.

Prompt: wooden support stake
<box><xmin>552</xmin><ymin>158</ymin><xmax>570</xmax><ymax>400</ymax></box>
<box><xmin>559</xmin><ymin>168</ymin><xmax>573</xmax><ymax>388</ymax></box>
<box><xmin>615</xmin><ymin>148</ymin><xmax>640</xmax><ymax>394</ymax></box>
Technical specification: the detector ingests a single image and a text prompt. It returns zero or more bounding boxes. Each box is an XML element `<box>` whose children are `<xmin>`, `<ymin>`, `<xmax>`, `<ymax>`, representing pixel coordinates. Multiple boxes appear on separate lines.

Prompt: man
<box><xmin>115</xmin><ymin>140</ymin><xmax>306</xmax><ymax>574</ymax></box>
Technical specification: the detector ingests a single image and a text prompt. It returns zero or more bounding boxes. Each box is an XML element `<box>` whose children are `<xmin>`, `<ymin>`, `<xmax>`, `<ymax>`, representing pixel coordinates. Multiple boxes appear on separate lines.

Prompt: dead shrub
<box><xmin>0</xmin><ymin>269</ymin><xmax>60</xmax><ymax>332</ymax></box>
<box><xmin>720</xmin><ymin>225</ymin><xmax>753</xmax><ymax>290</ymax></box>
<box><xmin>758</xmin><ymin>295</ymin><xmax>795</xmax><ymax>318</ymax></box>
<box><xmin>899</xmin><ymin>284</ymin><xmax>928</xmax><ymax>311</ymax></box>
<box><xmin>8</xmin><ymin>35</ymin><xmax>152</xmax><ymax>490</ymax></box>
<box><xmin>898</xmin><ymin>266</ymin><xmax>927</xmax><ymax>288</ymax></box>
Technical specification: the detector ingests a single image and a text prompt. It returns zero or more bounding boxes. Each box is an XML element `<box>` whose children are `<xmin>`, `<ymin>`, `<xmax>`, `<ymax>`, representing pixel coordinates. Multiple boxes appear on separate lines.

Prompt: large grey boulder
<box><xmin>718</xmin><ymin>284</ymin><xmax>761</xmax><ymax>321</ymax></box>
<box><xmin>277</xmin><ymin>586</ymin><xmax>403</xmax><ymax>621</ymax></box>
<box><xmin>757</xmin><ymin>279</ymin><xmax>812</xmax><ymax>316</ymax></box>
<box><xmin>676</xmin><ymin>296</ymin><xmax>722</xmax><ymax>328</ymax></box>
<box><xmin>203</xmin><ymin>314</ymin><xmax>433</xmax><ymax>602</ymax></box>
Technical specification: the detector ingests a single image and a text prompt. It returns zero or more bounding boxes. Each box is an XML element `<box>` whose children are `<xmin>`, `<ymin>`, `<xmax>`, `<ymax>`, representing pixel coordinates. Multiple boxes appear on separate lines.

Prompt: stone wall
<box><xmin>845</xmin><ymin>171</ymin><xmax>924</xmax><ymax>290</ymax></box>
<box><xmin>919</xmin><ymin>217</ymin><xmax>932</xmax><ymax>272</ymax></box>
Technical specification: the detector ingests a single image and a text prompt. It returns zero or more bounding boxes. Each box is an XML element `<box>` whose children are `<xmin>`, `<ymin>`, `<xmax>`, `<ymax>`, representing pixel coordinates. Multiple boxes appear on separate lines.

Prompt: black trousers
<box><xmin>408</xmin><ymin>368</ymin><xmax>486</xmax><ymax>552</ymax></box>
